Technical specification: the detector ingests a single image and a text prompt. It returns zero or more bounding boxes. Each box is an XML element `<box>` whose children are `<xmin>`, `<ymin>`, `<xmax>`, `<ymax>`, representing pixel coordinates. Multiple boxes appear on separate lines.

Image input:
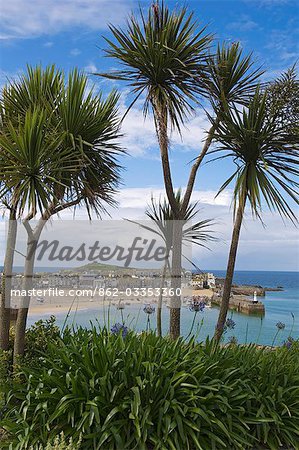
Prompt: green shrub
<box><xmin>22</xmin><ymin>316</ymin><xmax>61</xmax><ymax>365</ymax></box>
<box><xmin>1</xmin><ymin>327</ymin><xmax>299</xmax><ymax>450</ymax></box>
<box><xmin>0</xmin><ymin>316</ymin><xmax>60</xmax><ymax>375</ymax></box>
<box><xmin>0</xmin><ymin>350</ymin><xmax>12</xmax><ymax>411</ymax></box>
<box><xmin>1</xmin><ymin>316</ymin><xmax>61</xmax><ymax>444</ymax></box>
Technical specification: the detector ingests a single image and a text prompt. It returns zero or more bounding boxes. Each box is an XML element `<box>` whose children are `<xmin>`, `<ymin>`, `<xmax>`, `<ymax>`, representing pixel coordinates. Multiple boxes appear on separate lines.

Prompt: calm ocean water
<box><xmin>25</xmin><ymin>270</ymin><xmax>299</xmax><ymax>346</ymax></box>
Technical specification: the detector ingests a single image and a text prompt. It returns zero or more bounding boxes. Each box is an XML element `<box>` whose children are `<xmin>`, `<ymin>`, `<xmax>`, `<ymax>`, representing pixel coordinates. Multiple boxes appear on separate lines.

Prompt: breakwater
<box><xmin>211</xmin><ymin>294</ymin><xmax>265</xmax><ymax>315</ymax></box>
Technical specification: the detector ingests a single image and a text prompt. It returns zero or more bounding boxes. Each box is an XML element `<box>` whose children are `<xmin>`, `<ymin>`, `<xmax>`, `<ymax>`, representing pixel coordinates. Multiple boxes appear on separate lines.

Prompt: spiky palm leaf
<box><xmin>0</xmin><ymin>66</ymin><xmax>123</xmax><ymax>218</ymax></box>
<box><xmin>0</xmin><ymin>109</ymin><xmax>78</xmax><ymax>216</ymax></box>
<box><xmin>212</xmin><ymin>88</ymin><xmax>299</xmax><ymax>222</ymax></box>
<box><xmin>57</xmin><ymin>70</ymin><xmax>123</xmax><ymax>216</ymax></box>
<box><xmin>0</xmin><ymin>65</ymin><xmax>63</xmax><ymax>126</ymax></box>
<box><xmin>127</xmin><ymin>190</ymin><xmax>216</xmax><ymax>254</ymax></box>
<box><xmin>100</xmin><ymin>2</ymin><xmax>213</xmax><ymax>130</ymax></box>
<box><xmin>213</xmin><ymin>87</ymin><xmax>298</xmax><ymax>341</ymax></box>
<box><xmin>206</xmin><ymin>42</ymin><xmax>263</xmax><ymax>108</ymax></box>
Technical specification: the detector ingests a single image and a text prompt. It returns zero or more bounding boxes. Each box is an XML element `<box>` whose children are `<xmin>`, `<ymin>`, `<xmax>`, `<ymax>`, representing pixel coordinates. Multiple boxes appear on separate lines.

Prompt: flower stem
<box><xmin>271</xmin><ymin>330</ymin><xmax>280</xmax><ymax>347</ymax></box>
<box><xmin>187</xmin><ymin>311</ymin><xmax>198</xmax><ymax>340</ymax></box>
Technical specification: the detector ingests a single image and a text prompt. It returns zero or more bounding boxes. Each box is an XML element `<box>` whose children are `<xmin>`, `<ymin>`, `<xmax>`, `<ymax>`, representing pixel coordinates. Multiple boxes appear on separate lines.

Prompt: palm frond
<box><xmin>99</xmin><ymin>2</ymin><xmax>213</xmax><ymax>131</ymax></box>
<box><xmin>213</xmin><ymin>88</ymin><xmax>299</xmax><ymax>223</ymax></box>
<box><xmin>125</xmin><ymin>190</ymin><xmax>216</xmax><ymax>253</ymax></box>
<box><xmin>0</xmin><ymin>66</ymin><xmax>124</xmax><ymax>219</ymax></box>
<box><xmin>205</xmin><ymin>42</ymin><xmax>263</xmax><ymax>109</ymax></box>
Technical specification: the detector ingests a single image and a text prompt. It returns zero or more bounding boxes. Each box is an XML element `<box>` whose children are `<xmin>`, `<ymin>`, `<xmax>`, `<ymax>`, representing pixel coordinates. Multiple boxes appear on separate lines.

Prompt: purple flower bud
<box><xmin>189</xmin><ymin>300</ymin><xmax>205</xmax><ymax>313</ymax></box>
<box><xmin>283</xmin><ymin>336</ymin><xmax>294</xmax><ymax>349</ymax></box>
<box><xmin>111</xmin><ymin>323</ymin><xmax>128</xmax><ymax>338</ymax></box>
<box><xmin>225</xmin><ymin>318</ymin><xmax>236</xmax><ymax>330</ymax></box>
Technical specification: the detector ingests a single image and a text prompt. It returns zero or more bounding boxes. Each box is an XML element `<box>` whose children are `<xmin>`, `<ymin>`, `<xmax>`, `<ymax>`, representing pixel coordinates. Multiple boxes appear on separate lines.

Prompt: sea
<box><xmin>5</xmin><ymin>269</ymin><xmax>299</xmax><ymax>346</ymax></box>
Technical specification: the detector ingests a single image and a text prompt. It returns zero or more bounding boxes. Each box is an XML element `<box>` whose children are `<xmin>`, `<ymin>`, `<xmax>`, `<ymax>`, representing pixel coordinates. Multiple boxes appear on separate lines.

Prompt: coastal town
<box><xmin>0</xmin><ymin>264</ymin><xmax>278</xmax><ymax>317</ymax></box>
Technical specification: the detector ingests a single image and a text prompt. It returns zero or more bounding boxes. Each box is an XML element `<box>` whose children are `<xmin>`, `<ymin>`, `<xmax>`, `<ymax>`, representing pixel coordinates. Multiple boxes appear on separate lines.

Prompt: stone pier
<box><xmin>211</xmin><ymin>294</ymin><xmax>265</xmax><ymax>315</ymax></box>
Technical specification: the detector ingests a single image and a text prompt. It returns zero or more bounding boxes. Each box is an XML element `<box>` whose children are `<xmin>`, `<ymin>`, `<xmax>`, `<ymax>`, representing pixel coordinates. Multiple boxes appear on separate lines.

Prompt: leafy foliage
<box><xmin>265</xmin><ymin>65</ymin><xmax>299</xmax><ymax>132</ymax></box>
<box><xmin>0</xmin><ymin>66</ymin><xmax>123</xmax><ymax>217</ymax></box>
<box><xmin>22</xmin><ymin>316</ymin><xmax>61</xmax><ymax>364</ymax></box>
<box><xmin>2</xmin><ymin>327</ymin><xmax>299</xmax><ymax>449</ymax></box>
<box><xmin>127</xmin><ymin>190</ymin><xmax>216</xmax><ymax>257</ymax></box>
<box><xmin>206</xmin><ymin>42</ymin><xmax>263</xmax><ymax>108</ymax></box>
<box><xmin>0</xmin><ymin>317</ymin><xmax>61</xmax><ymax>388</ymax></box>
<box><xmin>0</xmin><ymin>108</ymin><xmax>74</xmax><ymax>215</ymax></box>
<box><xmin>100</xmin><ymin>2</ymin><xmax>212</xmax><ymax>130</ymax></box>
<box><xmin>212</xmin><ymin>88</ymin><xmax>299</xmax><ymax>221</ymax></box>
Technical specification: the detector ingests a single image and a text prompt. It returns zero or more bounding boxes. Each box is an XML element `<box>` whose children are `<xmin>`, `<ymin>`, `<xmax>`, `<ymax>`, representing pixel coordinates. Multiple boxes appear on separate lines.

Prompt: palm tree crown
<box><xmin>206</xmin><ymin>42</ymin><xmax>263</xmax><ymax>108</ymax></box>
<box><xmin>101</xmin><ymin>2</ymin><xmax>213</xmax><ymax>130</ymax></box>
<box><xmin>0</xmin><ymin>66</ymin><xmax>123</xmax><ymax>218</ymax></box>
<box><xmin>144</xmin><ymin>191</ymin><xmax>216</xmax><ymax>250</ymax></box>
<box><xmin>127</xmin><ymin>190</ymin><xmax>216</xmax><ymax>260</ymax></box>
<box><xmin>213</xmin><ymin>89</ymin><xmax>299</xmax><ymax>222</ymax></box>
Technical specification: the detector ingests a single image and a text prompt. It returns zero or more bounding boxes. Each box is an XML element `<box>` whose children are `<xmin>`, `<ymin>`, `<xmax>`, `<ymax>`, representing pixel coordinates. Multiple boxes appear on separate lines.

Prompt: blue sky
<box><xmin>0</xmin><ymin>0</ymin><xmax>298</xmax><ymax>271</ymax></box>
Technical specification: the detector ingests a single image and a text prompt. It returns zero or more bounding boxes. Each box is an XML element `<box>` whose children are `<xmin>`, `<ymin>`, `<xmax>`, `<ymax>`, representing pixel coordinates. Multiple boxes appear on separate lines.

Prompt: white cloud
<box><xmin>120</xmin><ymin>106</ymin><xmax>157</xmax><ymax>158</ymax></box>
<box><xmin>43</xmin><ymin>41</ymin><xmax>53</xmax><ymax>48</ymax></box>
<box><xmin>228</xmin><ymin>15</ymin><xmax>259</xmax><ymax>32</ymax></box>
<box><xmin>115</xmin><ymin>187</ymin><xmax>231</xmax><ymax>215</ymax></box>
<box><xmin>70</xmin><ymin>48</ymin><xmax>81</xmax><ymax>57</ymax></box>
<box><xmin>84</xmin><ymin>63</ymin><xmax>98</xmax><ymax>73</ymax></box>
<box><xmin>264</xmin><ymin>24</ymin><xmax>299</xmax><ymax>65</ymax></box>
<box><xmin>1</xmin><ymin>188</ymin><xmax>298</xmax><ymax>271</ymax></box>
<box><xmin>0</xmin><ymin>0</ymin><xmax>134</xmax><ymax>39</ymax></box>
<box><xmin>170</xmin><ymin>113</ymin><xmax>210</xmax><ymax>152</ymax></box>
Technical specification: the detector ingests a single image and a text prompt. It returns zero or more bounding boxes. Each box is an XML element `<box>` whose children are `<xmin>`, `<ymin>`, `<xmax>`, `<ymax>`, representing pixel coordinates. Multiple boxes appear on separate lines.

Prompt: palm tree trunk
<box><xmin>13</xmin><ymin>220</ymin><xmax>45</xmax><ymax>364</ymax></box>
<box><xmin>181</xmin><ymin>120</ymin><xmax>219</xmax><ymax>214</ymax></box>
<box><xmin>13</xmin><ymin>199</ymin><xmax>81</xmax><ymax>364</ymax></box>
<box><xmin>169</xmin><ymin>220</ymin><xmax>183</xmax><ymax>340</ymax></box>
<box><xmin>13</xmin><ymin>235</ymin><xmax>35</xmax><ymax>364</ymax></box>
<box><xmin>157</xmin><ymin>259</ymin><xmax>168</xmax><ymax>337</ymax></box>
<box><xmin>154</xmin><ymin>104</ymin><xmax>178</xmax><ymax>216</ymax></box>
<box><xmin>153</xmin><ymin>103</ymin><xmax>183</xmax><ymax>339</ymax></box>
<box><xmin>0</xmin><ymin>208</ymin><xmax>17</xmax><ymax>350</ymax></box>
<box><xmin>214</xmin><ymin>201</ymin><xmax>245</xmax><ymax>342</ymax></box>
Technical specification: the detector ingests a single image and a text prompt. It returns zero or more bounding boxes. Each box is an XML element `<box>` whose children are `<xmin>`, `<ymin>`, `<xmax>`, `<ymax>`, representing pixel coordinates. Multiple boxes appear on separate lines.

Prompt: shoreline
<box><xmin>25</xmin><ymin>288</ymin><xmax>214</xmax><ymax>317</ymax></box>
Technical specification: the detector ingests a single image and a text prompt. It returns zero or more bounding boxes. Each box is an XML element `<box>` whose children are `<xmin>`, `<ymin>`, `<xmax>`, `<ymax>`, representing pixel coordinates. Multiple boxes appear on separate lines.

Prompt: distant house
<box><xmin>79</xmin><ymin>273</ymin><xmax>96</xmax><ymax>288</ymax></box>
<box><xmin>191</xmin><ymin>278</ymin><xmax>204</xmax><ymax>289</ymax></box>
<box><xmin>192</xmin><ymin>272</ymin><xmax>216</xmax><ymax>289</ymax></box>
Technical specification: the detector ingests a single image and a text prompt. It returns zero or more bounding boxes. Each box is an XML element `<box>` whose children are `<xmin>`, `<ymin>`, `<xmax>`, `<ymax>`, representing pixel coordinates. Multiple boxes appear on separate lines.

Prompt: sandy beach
<box><xmin>23</xmin><ymin>288</ymin><xmax>214</xmax><ymax>316</ymax></box>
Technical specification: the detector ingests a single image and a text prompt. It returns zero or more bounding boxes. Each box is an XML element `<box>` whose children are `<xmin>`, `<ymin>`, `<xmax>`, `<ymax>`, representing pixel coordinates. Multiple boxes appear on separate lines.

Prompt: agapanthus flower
<box><xmin>225</xmin><ymin>318</ymin><xmax>236</xmax><ymax>330</ymax></box>
<box><xmin>143</xmin><ymin>304</ymin><xmax>155</xmax><ymax>315</ymax></box>
<box><xmin>276</xmin><ymin>321</ymin><xmax>285</xmax><ymax>330</ymax></box>
<box><xmin>111</xmin><ymin>323</ymin><xmax>128</xmax><ymax>338</ymax></box>
<box><xmin>283</xmin><ymin>336</ymin><xmax>294</xmax><ymax>349</ymax></box>
<box><xmin>189</xmin><ymin>300</ymin><xmax>205</xmax><ymax>313</ymax></box>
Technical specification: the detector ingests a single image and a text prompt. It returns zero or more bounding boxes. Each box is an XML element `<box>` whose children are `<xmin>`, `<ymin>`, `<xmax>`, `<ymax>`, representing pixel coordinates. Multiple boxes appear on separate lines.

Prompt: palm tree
<box><xmin>100</xmin><ymin>2</ymin><xmax>212</xmax><ymax>338</ymax></box>
<box><xmin>212</xmin><ymin>88</ymin><xmax>298</xmax><ymax>342</ymax></box>
<box><xmin>127</xmin><ymin>191</ymin><xmax>216</xmax><ymax>336</ymax></box>
<box><xmin>0</xmin><ymin>66</ymin><xmax>71</xmax><ymax>350</ymax></box>
<box><xmin>0</xmin><ymin>66</ymin><xmax>123</xmax><ymax>358</ymax></box>
<box><xmin>100</xmin><ymin>1</ymin><xmax>263</xmax><ymax>337</ymax></box>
